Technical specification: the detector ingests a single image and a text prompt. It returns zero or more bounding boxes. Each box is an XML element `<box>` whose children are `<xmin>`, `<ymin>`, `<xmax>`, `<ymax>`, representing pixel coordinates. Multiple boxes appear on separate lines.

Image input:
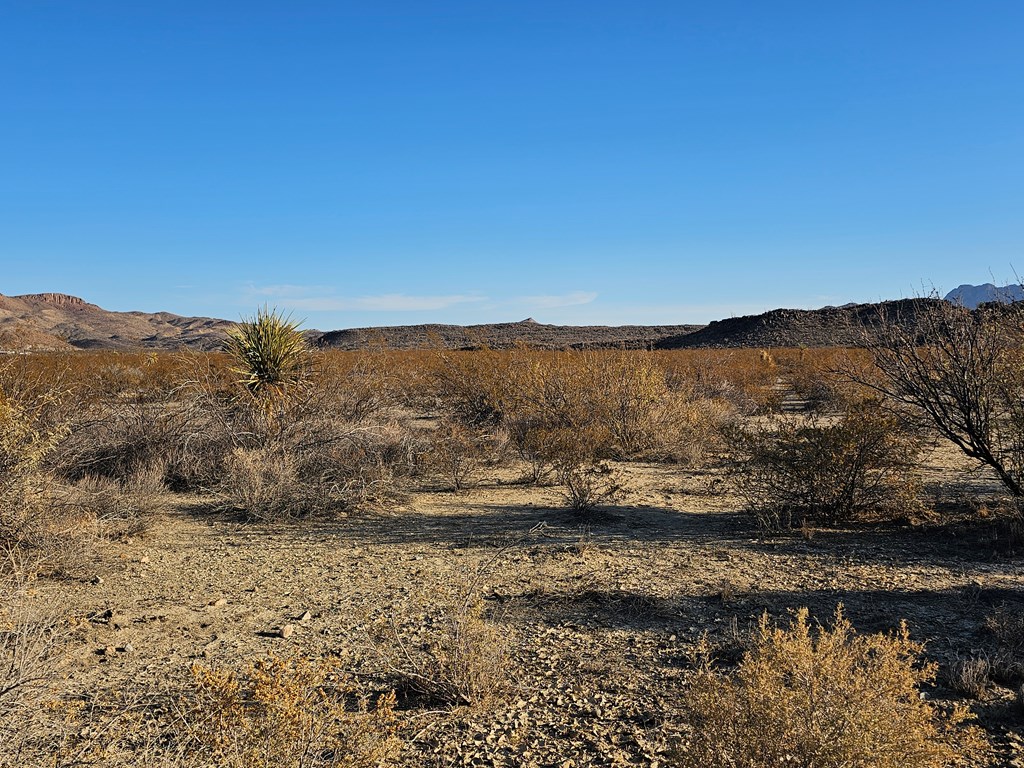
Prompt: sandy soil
<box><xmin>29</xmin><ymin>443</ymin><xmax>1024</xmax><ymax>767</ymax></box>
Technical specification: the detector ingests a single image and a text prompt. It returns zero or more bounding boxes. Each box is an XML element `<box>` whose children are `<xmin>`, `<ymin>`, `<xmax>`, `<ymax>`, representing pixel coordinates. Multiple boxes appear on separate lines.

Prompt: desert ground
<box><xmin>3</xmin><ymin>344</ymin><xmax>1023</xmax><ymax>767</ymax></box>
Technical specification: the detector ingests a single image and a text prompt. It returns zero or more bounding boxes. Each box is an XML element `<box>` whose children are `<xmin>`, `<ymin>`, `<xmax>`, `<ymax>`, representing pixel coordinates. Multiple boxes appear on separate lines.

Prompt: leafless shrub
<box><xmin>557</xmin><ymin>457</ymin><xmax>623</xmax><ymax>515</ymax></box>
<box><xmin>0</xmin><ymin>575</ymin><xmax>64</xmax><ymax>764</ymax></box>
<box><xmin>425</xmin><ymin>417</ymin><xmax>492</xmax><ymax>490</ymax></box>
<box><xmin>221</xmin><ymin>420</ymin><xmax>420</xmax><ymax>521</ymax></box>
<box><xmin>725</xmin><ymin>400</ymin><xmax>922</xmax><ymax>530</ymax></box>
<box><xmin>985</xmin><ymin>606</ymin><xmax>1024</xmax><ymax>652</ymax></box>
<box><xmin>859</xmin><ymin>297</ymin><xmax>1024</xmax><ymax>498</ymax></box>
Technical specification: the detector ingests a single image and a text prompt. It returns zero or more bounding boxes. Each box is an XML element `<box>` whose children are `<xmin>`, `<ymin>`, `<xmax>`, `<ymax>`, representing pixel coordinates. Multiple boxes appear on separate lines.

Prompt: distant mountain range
<box><xmin>943</xmin><ymin>283</ymin><xmax>1024</xmax><ymax>308</ymax></box>
<box><xmin>0</xmin><ymin>286</ymin><xmax>1009</xmax><ymax>352</ymax></box>
<box><xmin>0</xmin><ymin>293</ymin><xmax>234</xmax><ymax>351</ymax></box>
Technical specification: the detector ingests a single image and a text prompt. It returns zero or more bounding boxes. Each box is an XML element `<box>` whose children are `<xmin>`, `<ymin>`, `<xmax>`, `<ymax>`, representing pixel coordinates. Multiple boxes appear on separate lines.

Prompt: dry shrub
<box><xmin>985</xmin><ymin>606</ymin><xmax>1024</xmax><ymax>652</ymax></box>
<box><xmin>0</xmin><ymin>391</ymin><xmax>94</xmax><ymax>574</ymax></box>
<box><xmin>221</xmin><ymin>422</ymin><xmax>419</xmax><ymax>521</ymax></box>
<box><xmin>557</xmin><ymin>456</ymin><xmax>623</xmax><ymax>514</ymax></box>
<box><xmin>0</xmin><ymin>575</ymin><xmax>64</xmax><ymax>763</ymax></box>
<box><xmin>426</xmin><ymin>417</ymin><xmax>494</xmax><ymax>491</ymax></box>
<box><xmin>222</xmin><ymin>447</ymin><xmax>318</xmax><ymax>521</ymax></box>
<box><xmin>384</xmin><ymin>596</ymin><xmax>510</xmax><ymax>708</ymax></box>
<box><xmin>659</xmin><ymin>349</ymin><xmax>782</xmax><ymax>415</ymax></box>
<box><xmin>69</xmin><ymin>463</ymin><xmax>168</xmax><ymax>538</ymax></box>
<box><xmin>430</xmin><ymin>348</ymin><xmax>509</xmax><ymax>426</ymax></box>
<box><xmin>677</xmin><ymin>607</ymin><xmax>980</xmax><ymax>768</ymax></box>
<box><xmin>313</xmin><ymin>350</ymin><xmax>400</xmax><ymax>422</ymax></box>
<box><xmin>60</xmin><ymin>657</ymin><xmax>398</xmax><ymax>767</ymax></box>
<box><xmin>978</xmin><ymin>607</ymin><xmax>1024</xmax><ymax>688</ymax></box>
<box><xmin>947</xmin><ymin>655</ymin><xmax>992</xmax><ymax>698</ymax></box>
<box><xmin>863</xmin><ymin>298</ymin><xmax>1024</xmax><ymax>498</ymax></box>
<box><xmin>171</xmin><ymin>656</ymin><xmax>399</xmax><ymax>768</ymax></box>
<box><xmin>55</xmin><ymin>398</ymin><xmax>182</xmax><ymax>483</ymax></box>
<box><xmin>726</xmin><ymin>400</ymin><xmax>922</xmax><ymax>530</ymax></box>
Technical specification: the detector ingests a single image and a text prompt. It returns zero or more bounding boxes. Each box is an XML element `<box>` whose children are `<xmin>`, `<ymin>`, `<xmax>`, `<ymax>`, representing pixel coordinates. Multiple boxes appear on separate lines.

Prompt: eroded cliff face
<box><xmin>12</xmin><ymin>293</ymin><xmax>94</xmax><ymax>309</ymax></box>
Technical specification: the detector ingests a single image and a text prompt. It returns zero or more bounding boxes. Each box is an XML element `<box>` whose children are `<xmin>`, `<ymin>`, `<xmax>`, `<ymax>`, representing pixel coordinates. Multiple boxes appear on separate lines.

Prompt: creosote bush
<box><xmin>676</xmin><ymin>607</ymin><xmax>980</xmax><ymax>768</ymax></box>
<box><xmin>726</xmin><ymin>400</ymin><xmax>922</xmax><ymax>530</ymax></box>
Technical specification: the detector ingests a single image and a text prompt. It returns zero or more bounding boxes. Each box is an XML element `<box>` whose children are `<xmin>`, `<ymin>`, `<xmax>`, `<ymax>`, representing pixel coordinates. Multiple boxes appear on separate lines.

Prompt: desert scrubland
<box><xmin>2</xmin><ymin>310</ymin><xmax>1023</xmax><ymax>766</ymax></box>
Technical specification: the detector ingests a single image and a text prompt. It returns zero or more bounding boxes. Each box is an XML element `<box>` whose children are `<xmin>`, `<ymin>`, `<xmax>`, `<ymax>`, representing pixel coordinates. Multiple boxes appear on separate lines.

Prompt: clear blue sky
<box><xmin>2</xmin><ymin>2</ymin><xmax>1022</xmax><ymax>328</ymax></box>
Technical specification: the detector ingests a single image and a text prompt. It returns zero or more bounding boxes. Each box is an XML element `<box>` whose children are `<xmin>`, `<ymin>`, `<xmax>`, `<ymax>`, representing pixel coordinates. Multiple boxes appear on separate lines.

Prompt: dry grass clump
<box><xmin>171</xmin><ymin>656</ymin><xmax>399</xmax><ymax>768</ymax></box>
<box><xmin>947</xmin><ymin>655</ymin><xmax>992</xmax><ymax>698</ymax></box>
<box><xmin>383</xmin><ymin>596</ymin><xmax>511</xmax><ymax>708</ymax></box>
<box><xmin>676</xmin><ymin>607</ymin><xmax>980</xmax><ymax>768</ymax></box>
<box><xmin>221</xmin><ymin>422</ymin><xmax>419</xmax><ymax>521</ymax></box>
<box><xmin>726</xmin><ymin>400</ymin><xmax>922</xmax><ymax>530</ymax></box>
<box><xmin>0</xmin><ymin>575</ymin><xmax>65</xmax><ymax>764</ymax></box>
<box><xmin>68</xmin><ymin>463</ymin><xmax>167</xmax><ymax>538</ymax></box>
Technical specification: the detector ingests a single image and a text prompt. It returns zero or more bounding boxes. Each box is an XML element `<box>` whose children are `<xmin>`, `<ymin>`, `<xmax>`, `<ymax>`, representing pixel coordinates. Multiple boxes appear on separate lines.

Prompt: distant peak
<box><xmin>519</xmin><ymin>317</ymin><xmax>539</xmax><ymax>324</ymax></box>
<box><xmin>14</xmin><ymin>292</ymin><xmax>92</xmax><ymax>308</ymax></box>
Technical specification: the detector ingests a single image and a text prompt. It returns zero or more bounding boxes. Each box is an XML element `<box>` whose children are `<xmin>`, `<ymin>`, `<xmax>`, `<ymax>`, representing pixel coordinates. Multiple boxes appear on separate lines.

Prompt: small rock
<box><xmin>119</xmin><ymin>644</ymin><xmax>135</xmax><ymax>654</ymax></box>
<box><xmin>99</xmin><ymin>645</ymin><xmax>116</xmax><ymax>656</ymax></box>
<box><xmin>91</xmin><ymin>576</ymin><xmax>104</xmax><ymax>585</ymax></box>
<box><xmin>209</xmin><ymin>598</ymin><xmax>228</xmax><ymax>607</ymax></box>
<box><xmin>278</xmin><ymin>624</ymin><xmax>295</xmax><ymax>639</ymax></box>
<box><xmin>140</xmin><ymin>556</ymin><xmax>150</xmax><ymax>564</ymax></box>
<box><xmin>297</xmin><ymin>611</ymin><xmax>312</xmax><ymax>623</ymax></box>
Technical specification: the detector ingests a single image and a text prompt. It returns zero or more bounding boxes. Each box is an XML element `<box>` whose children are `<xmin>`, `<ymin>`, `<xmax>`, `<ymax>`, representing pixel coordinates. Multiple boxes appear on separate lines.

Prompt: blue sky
<box><xmin>2</xmin><ymin>2</ymin><xmax>1022</xmax><ymax>328</ymax></box>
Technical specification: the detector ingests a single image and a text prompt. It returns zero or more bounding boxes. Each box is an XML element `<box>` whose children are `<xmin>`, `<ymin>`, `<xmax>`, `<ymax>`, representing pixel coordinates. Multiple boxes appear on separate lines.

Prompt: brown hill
<box><xmin>0</xmin><ymin>322</ymin><xmax>74</xmax><ymax>352</ymax></box>
<box><xmin>0</xmin><ymin>293</ymin><xmax>235</xmax><ymax>350</ymax></box>
<box><xmin>314</xmin><ymin>320</ymin><xmax>705</xmax><ymax>350</ymax></box>
<box><xmin>654</xmin><ymin>299</ymin><xmax>948</xmax><ymax>349</ymax></box>
<box><xmin>0</xmin><ymin>292</ymin><xmax>958</xmax><ymax>352</ymax></box>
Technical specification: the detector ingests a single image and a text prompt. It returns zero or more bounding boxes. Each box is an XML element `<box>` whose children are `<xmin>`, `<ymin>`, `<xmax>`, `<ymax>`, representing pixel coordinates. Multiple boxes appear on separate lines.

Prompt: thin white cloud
<box><xmin>517</xmin><ymin>291</ymin><xmax>598</xmax><ymax>309</ymax></box>
<box><xmin>286</xmin><ymin>293</ymin><xmax>487</xmax><ymax>312</ymax></box>
<box><xmin>247</xmin><ymin>284</ymin><xmax>335</xmax><ymax>298</ymax></box>
<box><xmin>243</xmin><ymin>284</ymin><xmax>487</xmax><ymax>312</ymax></box>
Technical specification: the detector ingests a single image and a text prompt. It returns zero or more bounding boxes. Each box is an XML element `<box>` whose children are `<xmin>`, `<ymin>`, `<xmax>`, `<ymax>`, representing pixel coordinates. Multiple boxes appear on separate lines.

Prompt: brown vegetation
<box><xmin>676</xmin><ymin>608</ymin><xmax>980</xmax><ymax>767</ymax></box>
<box><xmin>1</xmin><ymin>339</ymin><xmax>1023</xmax><ymax>765</ymax></box>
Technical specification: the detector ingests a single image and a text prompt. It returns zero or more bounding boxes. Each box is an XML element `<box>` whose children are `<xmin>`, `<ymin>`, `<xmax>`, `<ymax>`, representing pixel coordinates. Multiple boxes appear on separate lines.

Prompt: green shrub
<box><xmin>224</xmin><ymin>307</ymin><xmax>310</xmax><ymax>416</ymax></box>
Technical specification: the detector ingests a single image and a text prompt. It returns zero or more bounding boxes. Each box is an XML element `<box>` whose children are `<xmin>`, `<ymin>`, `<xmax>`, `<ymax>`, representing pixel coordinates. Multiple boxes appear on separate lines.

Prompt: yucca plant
<box><xmin>224</xmin><ymin>307</ymin><xmax>310</xmax><ymax>412</ymax></box>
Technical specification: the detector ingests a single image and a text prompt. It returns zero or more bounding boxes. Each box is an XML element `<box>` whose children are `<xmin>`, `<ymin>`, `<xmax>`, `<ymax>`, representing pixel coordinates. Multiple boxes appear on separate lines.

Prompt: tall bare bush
<box><xmin>863</xmin><ymin>298</ymin><xmax>1024</xmax><ymax>497</ymax></box>
<box><xmin>726</xmin><ymin>400</ymin><xmax>921</xmax><ymax>530</ymax></box>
